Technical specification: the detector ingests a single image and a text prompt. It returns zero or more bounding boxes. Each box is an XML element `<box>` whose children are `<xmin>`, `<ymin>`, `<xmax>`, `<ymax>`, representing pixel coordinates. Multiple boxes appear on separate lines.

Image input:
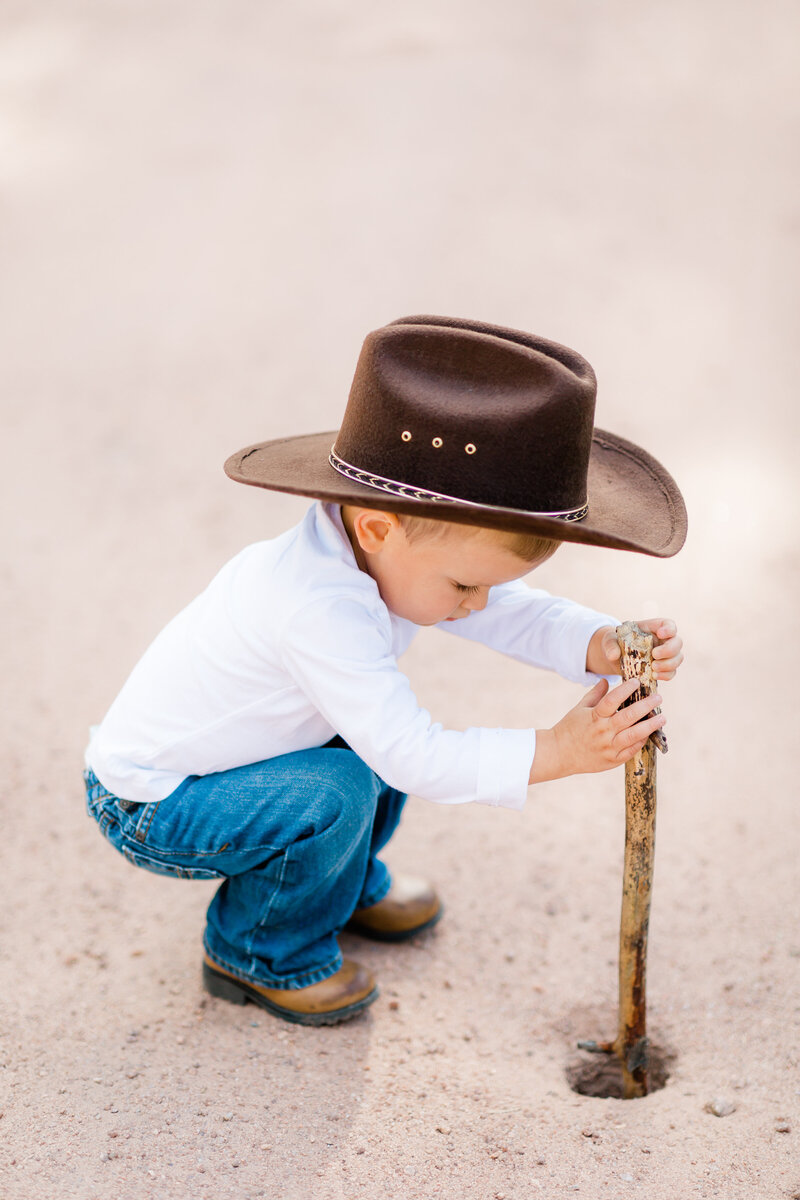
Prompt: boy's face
<box><xmin>344</xmin><ymin>509</ymin><xmax>539</xmax><ymax>626</ymax></box>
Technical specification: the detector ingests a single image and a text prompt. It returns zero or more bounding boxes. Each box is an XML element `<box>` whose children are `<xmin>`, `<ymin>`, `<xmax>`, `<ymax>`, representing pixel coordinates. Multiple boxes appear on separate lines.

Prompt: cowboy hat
<box><xmin>224</xmin><ymin>315</ymin><xmax>687</xmax><ymax>557</ymax></box>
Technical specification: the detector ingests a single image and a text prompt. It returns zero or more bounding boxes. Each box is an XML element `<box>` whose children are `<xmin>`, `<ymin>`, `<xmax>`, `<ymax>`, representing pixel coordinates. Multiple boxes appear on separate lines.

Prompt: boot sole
<box><xmin>345</xmin><ymin>903</ymin><xmax>443</xmax><ymax>943</ymax></box>
<box><xmin>202</xmin><ymin>960</ymin><xmax>379</xmax><ymax>1027</ymax></box>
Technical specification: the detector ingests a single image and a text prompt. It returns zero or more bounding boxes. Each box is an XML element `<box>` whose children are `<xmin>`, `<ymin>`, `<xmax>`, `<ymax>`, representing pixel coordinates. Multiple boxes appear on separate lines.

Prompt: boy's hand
<box><xmin>530</xmin><ymin>676</ymin><xmax>665</xmax><ymax>784</ymax></box>
<box><xmin>587</xmin><ymin>618</ymin><xmax>684</xmax><ymax>681</ymax></box>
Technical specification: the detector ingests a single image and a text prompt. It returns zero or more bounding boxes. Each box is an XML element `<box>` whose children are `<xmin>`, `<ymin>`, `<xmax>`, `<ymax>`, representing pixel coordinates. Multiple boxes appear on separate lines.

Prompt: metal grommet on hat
<box><xmin>401</xmin><ymin>430</ymin><xmax>412</xmax><ymax>442</ymax></box>
<box><xmin>465</xmin><ymin>443</ymin><xmax>476</xmax><ymax>455</ymax></box>
<box><xmin>432</xmin><ymin>437</ymin><xmax>443</xmax><ymax>448</ymax></box>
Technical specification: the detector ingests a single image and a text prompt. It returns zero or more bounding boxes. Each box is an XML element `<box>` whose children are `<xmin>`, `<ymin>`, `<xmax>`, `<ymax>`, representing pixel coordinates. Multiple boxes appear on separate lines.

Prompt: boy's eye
<box><xmin>454</xmin><ymin>583</ymin><xmax>480</xmax><ymax>595</ymax></box>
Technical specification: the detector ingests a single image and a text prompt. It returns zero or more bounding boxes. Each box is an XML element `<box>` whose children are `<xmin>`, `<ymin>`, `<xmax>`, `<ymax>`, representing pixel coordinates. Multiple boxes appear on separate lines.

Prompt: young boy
<box><xmin>84</xmin><ymin>315</ymin><xmax>686</xmax><ymax>1026</ymax></box>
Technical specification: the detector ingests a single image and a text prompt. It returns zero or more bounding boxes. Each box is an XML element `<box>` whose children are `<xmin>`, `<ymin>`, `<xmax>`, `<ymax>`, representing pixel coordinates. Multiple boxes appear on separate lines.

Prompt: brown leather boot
<box><xmin>346</xmin><ymin>873</ymin><xmax>443</xmax><ymax>942</ymax></box>
<box><xmin>202</xmin><ymin>956</ymin><xmax>378</xmax><ymax>1026</ymax></box>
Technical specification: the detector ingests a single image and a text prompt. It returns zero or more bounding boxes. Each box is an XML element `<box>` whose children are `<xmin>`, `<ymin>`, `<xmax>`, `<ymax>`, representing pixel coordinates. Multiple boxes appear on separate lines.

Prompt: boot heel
<box><xmin>203</xmin><ymin>960</ymin><xmax>249</xmax><ymax>1005</ymax></box>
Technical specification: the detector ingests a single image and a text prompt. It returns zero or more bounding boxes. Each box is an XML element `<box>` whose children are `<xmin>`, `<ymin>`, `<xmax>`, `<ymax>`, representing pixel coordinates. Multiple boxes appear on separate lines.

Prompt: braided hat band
<box><xmin>329</xmin><ymin>448</ymin><xmax>589</xmax><ymax>523</ymax></box>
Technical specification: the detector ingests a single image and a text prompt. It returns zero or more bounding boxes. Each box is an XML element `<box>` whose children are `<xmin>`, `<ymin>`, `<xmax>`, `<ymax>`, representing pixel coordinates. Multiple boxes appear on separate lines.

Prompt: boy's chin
<box><xmin>387</xmin><ymin>604</ymin><xmax>465</xmax><ymax>625</ymax></box>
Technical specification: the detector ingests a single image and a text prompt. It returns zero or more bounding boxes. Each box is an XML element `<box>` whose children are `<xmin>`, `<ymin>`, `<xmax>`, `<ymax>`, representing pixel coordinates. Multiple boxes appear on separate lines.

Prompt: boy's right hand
<box><xmin>529</xmin><ymin>677</ymin><xmax>665</xmax><ymax>784</ymax></box>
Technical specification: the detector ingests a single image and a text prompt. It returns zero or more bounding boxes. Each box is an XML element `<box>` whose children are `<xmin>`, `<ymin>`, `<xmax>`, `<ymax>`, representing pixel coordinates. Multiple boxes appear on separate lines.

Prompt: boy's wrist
<box><xmin>529</xmin><ymin>728</ymin><xmax>564</xmax><ymax>784</ymax></box>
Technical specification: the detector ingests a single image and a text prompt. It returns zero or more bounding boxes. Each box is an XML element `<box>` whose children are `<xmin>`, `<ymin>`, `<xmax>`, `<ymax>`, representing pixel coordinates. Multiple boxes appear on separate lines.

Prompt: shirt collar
<box><xmin>318</xmin><ymin>501</ymin><xmax>354</xmax><ymax>557</ymax></box>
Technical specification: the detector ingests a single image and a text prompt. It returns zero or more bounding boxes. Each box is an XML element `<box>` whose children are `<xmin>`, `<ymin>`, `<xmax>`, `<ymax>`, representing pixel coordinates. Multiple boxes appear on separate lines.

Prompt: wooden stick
<box><xmin>576</xmin><ymin>621</ymin><xmax>669</xmax><ymax>1096</ymax></box>
<box><xmin>612</xmin><ymin>620</ymin><xmax>661</xmax><ymax>1097</ymax></box>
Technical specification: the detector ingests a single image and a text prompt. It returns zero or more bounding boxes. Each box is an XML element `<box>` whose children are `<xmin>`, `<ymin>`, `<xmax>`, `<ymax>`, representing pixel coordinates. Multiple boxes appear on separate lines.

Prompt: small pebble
<box><xmin>775</xmin><ymin>1122</ymin><xmax>791</xmax><ymax>1134</ymax></box>
<box><xmin>705</xmin><ymin>1098</ymin><xmax>736</xmax><ymax>1118</ymax></box>
<box><xmin>222</xmin><ymin>1112</ymin><xmax>234</xmax><ymax>1121</ymax></box>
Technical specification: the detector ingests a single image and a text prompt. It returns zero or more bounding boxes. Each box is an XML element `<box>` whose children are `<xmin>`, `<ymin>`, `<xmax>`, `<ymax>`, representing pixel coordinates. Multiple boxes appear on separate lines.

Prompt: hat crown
<box><xmin>333</xmin><ymin>315</ymin><xmax>597</xmax><ymax>515</ymax></box>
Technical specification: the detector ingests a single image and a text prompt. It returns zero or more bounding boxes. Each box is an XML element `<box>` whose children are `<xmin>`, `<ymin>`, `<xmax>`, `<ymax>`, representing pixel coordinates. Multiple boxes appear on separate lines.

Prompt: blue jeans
<box><xmin>84</xmin><ymin>743</ymin><xmax>407</xmax><ymax>990</ymax></box>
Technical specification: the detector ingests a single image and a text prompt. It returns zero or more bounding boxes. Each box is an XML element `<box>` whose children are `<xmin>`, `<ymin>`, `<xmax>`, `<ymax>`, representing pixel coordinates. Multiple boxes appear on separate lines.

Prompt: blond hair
<box><xmin>395</xmin><ymin>512</ymin><xmax>560</xmax><ymax>565</ymax></box>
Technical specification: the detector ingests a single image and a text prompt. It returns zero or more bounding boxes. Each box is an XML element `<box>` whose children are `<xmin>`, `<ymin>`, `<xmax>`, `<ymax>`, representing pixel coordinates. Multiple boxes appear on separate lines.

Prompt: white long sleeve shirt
<box><xmin>86</xmin><ymin>503</ymin><xmax>618</xmax><ymax>811</ymax></box>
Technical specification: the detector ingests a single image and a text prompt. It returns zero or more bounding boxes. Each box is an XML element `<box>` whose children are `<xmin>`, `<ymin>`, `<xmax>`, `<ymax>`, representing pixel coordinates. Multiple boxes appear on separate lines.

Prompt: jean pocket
<box><xmin>120</xmin><ymin>797</ymin><xmax>228</xmax><ymax>879</ymax></box>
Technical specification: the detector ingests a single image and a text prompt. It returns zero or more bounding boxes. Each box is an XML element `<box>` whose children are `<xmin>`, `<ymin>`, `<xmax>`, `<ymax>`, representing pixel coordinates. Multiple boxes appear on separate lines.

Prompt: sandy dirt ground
<box><xmin>1</xmin><ymin>3</ymin><xmax>798</xmax><ymax>1198</ymax></box>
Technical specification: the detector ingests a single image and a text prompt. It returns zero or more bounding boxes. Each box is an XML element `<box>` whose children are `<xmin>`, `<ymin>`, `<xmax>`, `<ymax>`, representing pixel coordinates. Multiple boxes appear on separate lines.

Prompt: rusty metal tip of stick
<box><xmin>576</xmin><ymin>1040</ymin><xmax>614</xmax><ymax>1055</ymax></box>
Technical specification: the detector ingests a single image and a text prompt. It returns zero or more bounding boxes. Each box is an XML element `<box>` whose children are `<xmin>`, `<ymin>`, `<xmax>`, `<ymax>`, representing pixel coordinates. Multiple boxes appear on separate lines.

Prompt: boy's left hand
<box><xmin>589</xmin><ymin>619</ymin><xmax>684</xmax><ymax>681</ymax></box>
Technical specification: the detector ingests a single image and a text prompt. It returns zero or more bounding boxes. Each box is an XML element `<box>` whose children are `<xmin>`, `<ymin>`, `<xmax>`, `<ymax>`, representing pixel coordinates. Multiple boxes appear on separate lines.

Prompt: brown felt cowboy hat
<box><xmin>224</xmin><ymin>315</ymin><xmax>687</xmax><ymax>557</ymax></box>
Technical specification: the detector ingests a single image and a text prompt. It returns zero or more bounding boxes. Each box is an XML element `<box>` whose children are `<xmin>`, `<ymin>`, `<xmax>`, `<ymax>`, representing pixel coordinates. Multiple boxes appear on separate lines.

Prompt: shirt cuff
<box><xmin>475</xmin><ymin>727</ymin><xmax>536</xmax><ymax>811</ymax></box>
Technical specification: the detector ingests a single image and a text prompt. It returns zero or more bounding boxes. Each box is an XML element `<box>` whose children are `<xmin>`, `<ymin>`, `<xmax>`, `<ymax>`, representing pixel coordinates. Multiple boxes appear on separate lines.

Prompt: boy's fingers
<box><xmin>653</xmin><ymin>646</ymin><xmax>684</xmax><ymax>680</ymax></box>
<box><xmin>639</xmin><ymin>617</ymin><xmax>676</xmax><ymax>640</ymax></box>
<box><xmin>611</xmin><ymin>691</ymin><xmax>662</xmax><ymax>730</ymax></box>
<box><xmin>652</xmin><ymin>633</ymin><xmax>681</xmax><ymax>653</ymax></box>
<box><xmin>619</xmin><ymin>738</ymin><xmax>651</xmax><ymax>764</ymax></box>
<box><xmin>596</xmin><ymin>676</ymin><xmax>639</xmax><ymax>717</ymax></box>
<box><xmin>653</xmin><ymin>637</ymin><xmax>682</xmax><ymax>662</ymax></box>
<box><xmin>582</xmin><ymin>678</ymin><xmax>610</xmax><ymax>708</ymax></box>
<box><xmin>617</xmin><ymin>712</ymin><xmax>665</xmax><ymax>751</ymax></box>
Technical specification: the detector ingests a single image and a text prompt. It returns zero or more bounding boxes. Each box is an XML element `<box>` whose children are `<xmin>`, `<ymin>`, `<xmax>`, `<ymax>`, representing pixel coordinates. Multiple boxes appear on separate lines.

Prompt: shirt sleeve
<box><xmin>279</xmin><ymin>594</ymin><xmax>534</xmax><ymax>810</ymax></box>
<box><xmin>436</xmin><ymin>581</ymin><xmax>620</xmax><ymax>686</ymax></box>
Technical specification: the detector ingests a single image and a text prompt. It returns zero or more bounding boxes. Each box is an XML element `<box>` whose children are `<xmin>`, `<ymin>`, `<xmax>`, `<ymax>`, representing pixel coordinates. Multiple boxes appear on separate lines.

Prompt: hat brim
<box><xmin>224</xmin><ymin>429</ymin><xmax>687</xmax><ymax>557</ymax></box>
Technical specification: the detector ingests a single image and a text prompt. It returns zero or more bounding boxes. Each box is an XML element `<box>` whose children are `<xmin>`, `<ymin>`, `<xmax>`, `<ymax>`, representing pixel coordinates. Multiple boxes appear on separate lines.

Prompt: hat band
<box><xmin>329</xmin><ymin>448</ymin><xmax>588</xmax><ymax>523</ymax></box>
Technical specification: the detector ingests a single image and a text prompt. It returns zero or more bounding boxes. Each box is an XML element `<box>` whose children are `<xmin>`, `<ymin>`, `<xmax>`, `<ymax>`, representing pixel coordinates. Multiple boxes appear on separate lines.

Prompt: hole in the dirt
<box><xmin>566</xmin><ymin>1043</ymin><xmax>674</xmax><ymax>1098</ymax></box>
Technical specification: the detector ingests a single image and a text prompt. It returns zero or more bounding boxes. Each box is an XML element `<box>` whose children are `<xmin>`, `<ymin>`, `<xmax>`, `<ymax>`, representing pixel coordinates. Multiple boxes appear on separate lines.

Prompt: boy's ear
<box><xmin>352</xmin><ymin>509</ymin><xmax>400</xmax><ymax>554</ymax></box>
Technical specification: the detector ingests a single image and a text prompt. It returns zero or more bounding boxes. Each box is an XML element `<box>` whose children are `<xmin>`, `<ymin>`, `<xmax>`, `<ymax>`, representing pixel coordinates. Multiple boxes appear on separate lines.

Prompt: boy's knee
<box><xmin>317</xmin><ymin>750</ymin><xmax>380</xmax><ymax>835</ymax></box>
